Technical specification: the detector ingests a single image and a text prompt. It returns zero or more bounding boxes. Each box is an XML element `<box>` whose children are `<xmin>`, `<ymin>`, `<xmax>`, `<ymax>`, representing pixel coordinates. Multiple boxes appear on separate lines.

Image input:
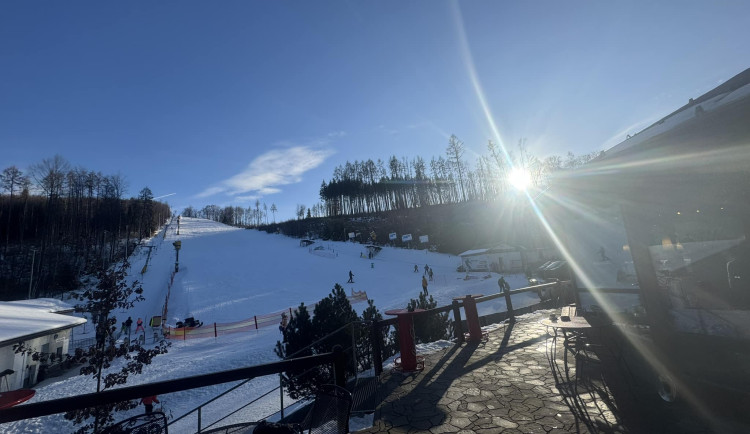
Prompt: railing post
<box><xmin>452</xmin><ymin>300</ymin><xmax>464</xmax><ymax>343</ymax></box>
<box><xmin>254</xmin><ymin>315</ymin><xmax>258</xmax><ymax>329</ymax></box>
<box><xmin>332</xmin><ymin>345</ymin><xmax>346</xmax><ymax>388</ymax></box>
<box><xmin>351</xmin><ymin>323</ymin><xmax>358</xmax><ymax>375</ymax></box>
<box><xmin>279</xmin><ymin>374</ymin><xmax>285</xmax><ymax>420</ymax></box>
<box><xmin>370</xmin><ymin>321</ymin><xmax>383</xmax><ymax>376</ymax></box>
<box><xmin>459</xmin><ymin>295</ymin><xmax>483</xmax><ymax>342</ymax></box>
<box><xmin>503</xmin><ymin>282</ymin><xmax>515</xmax><ymax>323</ymax></box>
<box><xmin>197</xmin><ymin>406</ymin><xmax>202</xmax><ymax>432</ymax></box>
<box><xmin>214</xmin><ymin>322</ymin><xmax>217</xmax><ymax>338</ymax></box>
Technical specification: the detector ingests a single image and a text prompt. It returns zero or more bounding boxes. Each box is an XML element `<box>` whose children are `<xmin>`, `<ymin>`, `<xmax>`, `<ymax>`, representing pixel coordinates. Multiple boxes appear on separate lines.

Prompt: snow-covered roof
<box><xmin>4</xmin><ymin>298</ymin><xmax>77</xmax><ymax>314</ymax></box>
<box><xmin>0</xmin><ymin>302</ymin><xmax>86</xmax><ymax>347</ymax></box>
<box><xmin>602</xmin><ymin>68</ymin><xmax>750</xmax><ymax>159</ymax></box>
<box><xmin>459</xmin><ymin>248</ymin><xmax>489</xmax><ymax>257</ymax></box>
<box><xmin>488</xmin><ymin>244</ymin><xmax>519</xmax><ymax>253</ymax></box>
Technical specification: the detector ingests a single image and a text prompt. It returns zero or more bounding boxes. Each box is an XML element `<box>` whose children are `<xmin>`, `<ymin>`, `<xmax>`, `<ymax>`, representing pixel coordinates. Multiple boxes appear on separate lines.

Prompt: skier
<box><xmin>414</xmin><ymin>264</ymin><xmax>419</xmax><ymax>273</ymax></box>
<box><xmin>422</xmin><ymin>275</ymin><xmax>428</xmax><ymax>294</ymax></box>
<box><xmin>428</xmin><ymin>268</ymin><xmax>434</xmax><ymax>282</ymax></box>
<box><xmin>347</xmin><ymin>270</ymin><xmax>354</xmax><ymax>283</ymax></box>
<box><xmin>498</xmin><ymin>276</ymin><xmax>510</xmax><ymax>293</ymax></box>
<box><xmin>119</xmin><ymin>321</ymin><xmax>128</xmax><ymax>335</ymax></box>
<box><xmin>125</xmin><ymin>316</ymin><xmax>133</xmax><ymax>330</ymax></box>
<box><xmin>424</xmin><ymin>264</ymin><xmax>429</xmax><ymax>275</ymax></box>
<box><xmin>135</xmin><ymin>317</ymin><xmax>145</xmax><ymax>334</ymax></box>
<box><xmin>140</xmin><ymin>395</ymin><xmax>160</xmax><ymax>415</ymax></box>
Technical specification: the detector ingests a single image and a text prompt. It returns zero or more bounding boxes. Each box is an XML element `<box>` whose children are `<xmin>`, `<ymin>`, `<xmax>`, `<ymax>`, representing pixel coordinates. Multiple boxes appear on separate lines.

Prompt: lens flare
<box><xmin>509</xmin><ymin>169</ymin><xmax>532</xmax><ymax>191</ymax></box>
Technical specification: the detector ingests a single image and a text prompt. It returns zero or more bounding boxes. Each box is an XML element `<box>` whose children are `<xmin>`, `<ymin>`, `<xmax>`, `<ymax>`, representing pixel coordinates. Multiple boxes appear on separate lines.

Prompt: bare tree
<box><xmin>446</xmin><ymin>135</ymin><xmax>467</xmax><ymax>202</ymax></box>
<box><xmin>1</xmin><ymin>166</ymin><xmax>29</xmax><ymax>252</ymax></box>
<box><xmin>270</xmin><ymin>203</ymin><xmax>277</xmax><ymax>223</ymax></box>
<box><xmin>31</xmin><ymin>155</ymin><xmax>70</xmax><ymax>199</ymax></box>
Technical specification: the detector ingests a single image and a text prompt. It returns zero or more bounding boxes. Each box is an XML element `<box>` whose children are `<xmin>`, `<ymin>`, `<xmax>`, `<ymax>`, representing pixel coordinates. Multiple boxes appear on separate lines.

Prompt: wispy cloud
<box><xmin>196</xmin><ymin>146</ymin><xmax>335</xmax><ymax>200</ymax></box>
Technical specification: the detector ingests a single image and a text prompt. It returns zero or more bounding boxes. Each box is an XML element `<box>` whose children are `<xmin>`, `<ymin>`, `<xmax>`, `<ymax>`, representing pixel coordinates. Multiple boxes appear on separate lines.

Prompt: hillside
<box><xmin>258</xmin><ymin>198</ymin><xmax>553</xmax><ymax>256</ymax></box>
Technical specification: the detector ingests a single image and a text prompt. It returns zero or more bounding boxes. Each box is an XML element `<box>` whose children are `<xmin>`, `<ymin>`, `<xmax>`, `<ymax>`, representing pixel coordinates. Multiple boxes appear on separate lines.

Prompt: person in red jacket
<box><xmin>135</xmin><ymin>317</ymin><xmax>145</xmax><ymax>334</ymax></box>
<box><xmin>140</xmin><ymin>395</ymin><xmax>159</xmax><ymax>414</ymax></box>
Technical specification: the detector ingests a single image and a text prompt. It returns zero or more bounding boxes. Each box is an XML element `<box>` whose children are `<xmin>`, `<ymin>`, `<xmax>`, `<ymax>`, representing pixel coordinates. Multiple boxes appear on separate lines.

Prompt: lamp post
<box><xmin>28</xmin><ymin>248</ymin><xmax>37</xmax><ymax>299</ymax></box>
<box><xmin>173</xmin><ymin>240</ymin><xmax>181</xmax><ymax>272</ymax></box>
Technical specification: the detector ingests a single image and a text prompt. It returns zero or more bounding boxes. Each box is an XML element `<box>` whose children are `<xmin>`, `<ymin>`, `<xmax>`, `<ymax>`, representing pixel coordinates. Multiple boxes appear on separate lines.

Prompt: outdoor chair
<box><xmin>300</xmin><ymin>384</ymin><xmax>353</xmax><ymax>434</ymax></box>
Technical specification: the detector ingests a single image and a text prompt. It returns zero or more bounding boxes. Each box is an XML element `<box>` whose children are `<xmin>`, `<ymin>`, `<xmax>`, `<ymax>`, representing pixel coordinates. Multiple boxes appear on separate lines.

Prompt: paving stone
<box><xmin>356</xmin><ymin>310</ymin><xmax>720</xmax><ymax>434</ymax></box>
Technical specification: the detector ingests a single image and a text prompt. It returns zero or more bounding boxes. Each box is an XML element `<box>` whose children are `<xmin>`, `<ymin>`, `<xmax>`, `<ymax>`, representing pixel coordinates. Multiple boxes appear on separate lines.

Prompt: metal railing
<box><xmin>169</xmin><ymin>321</ymin><xmax>375</xmax><ymax>432</ymax></box>
<box><xmin>0</xmin><ymin>347</ymin><xmax>347</xmax><ymax>425</ymax></box>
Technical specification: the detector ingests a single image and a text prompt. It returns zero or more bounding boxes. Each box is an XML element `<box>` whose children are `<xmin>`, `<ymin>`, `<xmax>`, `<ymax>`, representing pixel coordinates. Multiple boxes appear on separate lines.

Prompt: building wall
<box><xmin>0</xmin><ymin>328</ymin><xmax>73</xmax><ymax>390</ymax></box>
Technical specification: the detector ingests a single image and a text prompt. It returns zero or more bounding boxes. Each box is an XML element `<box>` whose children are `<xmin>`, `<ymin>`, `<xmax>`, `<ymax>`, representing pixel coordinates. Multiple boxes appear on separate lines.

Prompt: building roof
<box><xmin>458</xmin><ymin>248</ymin><xmax>490</xmax><ymax>257</ymax></box>
<box><xmin>0</xmin><ymin>301</ymin><xmax>86</xmax><ymax>347</ymax></box>
<box><xmin>488</xmin><ymin>244</ymin><xmax>520</xmax><ymax>253</ymax></box>
<box><xmin>600</xmin><ymin>67</ymin><xmax>750</xmax><ymax>159</ymax></box>
<box><xmin>4</xmin><ymin>298</ymin><xmax>77</xmax><ymax>314</ymax></box>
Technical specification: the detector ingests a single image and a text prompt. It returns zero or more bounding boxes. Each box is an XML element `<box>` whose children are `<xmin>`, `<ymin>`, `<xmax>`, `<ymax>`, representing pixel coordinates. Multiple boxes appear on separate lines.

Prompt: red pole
<box><xmin>463</xmin><ymin>295</ymin><xmax>483</xmax><ymax>342</ymax></box>
<box><xmin>385</xmin><ymin>309</ymin><xmax>424</xmax><ymax>372</ymax></box>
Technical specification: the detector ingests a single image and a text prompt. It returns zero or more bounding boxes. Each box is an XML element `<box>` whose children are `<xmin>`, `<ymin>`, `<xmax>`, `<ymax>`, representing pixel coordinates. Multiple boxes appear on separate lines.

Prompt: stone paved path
<box><xmin>359</xmin><ymin>310</ymin><xmax>623</xmax><ymax>433</ymax></box>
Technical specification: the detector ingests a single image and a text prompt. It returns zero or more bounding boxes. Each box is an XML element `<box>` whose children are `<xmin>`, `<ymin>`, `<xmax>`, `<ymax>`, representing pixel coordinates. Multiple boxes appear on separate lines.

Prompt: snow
<box><xmin>457</xmin><ymin>248</ymin><xmax>489</xmax><ymax>257</ymax></box>
<box><xmin>4</xmin><ymin>298</ymin><xmax>77</xmax><ymax>314</ymax></box>
<box><xmin>3</xmin><ymin>218</ymin><xmax>537</xmax><ymax>433</ymax></box>
<box><xmin>0</xmin><ymin>303</ymin><xmax>85</xmax><ymax>346</ymax></box>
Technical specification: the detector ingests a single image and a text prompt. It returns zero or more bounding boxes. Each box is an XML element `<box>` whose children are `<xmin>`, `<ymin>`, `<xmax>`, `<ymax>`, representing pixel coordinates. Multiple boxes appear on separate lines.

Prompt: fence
<box><xmin>169</xmin><ymin>321</ymin><xmax>375</xmax><ymax>433</ymax></box>
<box><xmin>0</xmin><ymin>347</ymin><xmax>348</xmax><ymax>425</ymax></box>
<box><xmin>162</xmin><ymin>291</ymin><xmax>369</xmax><ymax>340</ymax></box>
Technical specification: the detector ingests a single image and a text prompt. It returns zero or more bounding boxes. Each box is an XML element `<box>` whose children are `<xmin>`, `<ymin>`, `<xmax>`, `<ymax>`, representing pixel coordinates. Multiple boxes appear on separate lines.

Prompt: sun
<box><xmin>508</xmin><ymin>168</ymin><xmax>532</xmax><ymax>191</ymax></box>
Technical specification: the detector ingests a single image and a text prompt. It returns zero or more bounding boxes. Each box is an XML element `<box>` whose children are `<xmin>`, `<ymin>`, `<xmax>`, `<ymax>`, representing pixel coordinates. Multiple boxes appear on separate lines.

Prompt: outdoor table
<box><xmin>540</xmin><ymin>315</ymin><xmax>593</xmax><ymax>373</ymax></box>
<box><xmin>385</xmin><ymin>308</ymin><xmax>425</xmax><ymax>372</ymax></box>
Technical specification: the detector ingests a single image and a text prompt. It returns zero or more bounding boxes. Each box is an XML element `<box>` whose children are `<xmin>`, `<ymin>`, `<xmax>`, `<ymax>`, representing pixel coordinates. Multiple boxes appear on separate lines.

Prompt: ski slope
<box><xmin>5</xmin><ymin>218</ymin><xmax>537</xmax><ymax>433</ymax></box>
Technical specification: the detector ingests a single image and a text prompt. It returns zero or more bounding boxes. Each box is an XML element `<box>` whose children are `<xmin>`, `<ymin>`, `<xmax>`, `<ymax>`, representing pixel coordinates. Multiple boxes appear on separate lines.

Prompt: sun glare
<box><xmin>508</xmin><ymin>168</ymin><xmax>532</xmax><ymax>191</ymax></box>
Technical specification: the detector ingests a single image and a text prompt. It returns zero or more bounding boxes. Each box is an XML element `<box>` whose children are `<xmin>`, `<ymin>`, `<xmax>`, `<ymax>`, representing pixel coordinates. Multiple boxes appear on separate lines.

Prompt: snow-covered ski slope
<box><xmin>5</xmin><ymin>218</ymin><xmax>536</xmax><ymax>433</ymax></box>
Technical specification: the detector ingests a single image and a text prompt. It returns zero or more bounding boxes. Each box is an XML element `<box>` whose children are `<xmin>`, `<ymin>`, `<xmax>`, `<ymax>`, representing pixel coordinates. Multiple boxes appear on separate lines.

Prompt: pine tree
<box><xmin>406</xmin><ymin>291</ymin><xmax>452</xmax><ymax>344</ymax></box>
<box><xmin>275</xmin><ymin>284</ymin><xmax>360</xmax><ymax>398</ymax></box>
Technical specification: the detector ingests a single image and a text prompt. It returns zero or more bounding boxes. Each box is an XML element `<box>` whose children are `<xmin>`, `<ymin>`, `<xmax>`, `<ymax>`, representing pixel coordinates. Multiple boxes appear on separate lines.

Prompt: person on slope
<box><xmin>347</xmin><ymin>270</ymin><xmax>354</xmax><ymax>283</ymax></box>
<box><xmin>498</xmin><ymin>276</ymin><xmax>510</xmax><ymax>293</ymax></box>
<box><xmin>422</xmin><ymin>275</ymin><xmax>428</xmax><ymax>295</ymax></box>
<box><xmin>279</xmin><ymin>312</ymin><xmax>289</xmax><ymax>332</ymax></box>
<box><xmin>140</xmin><ymin>395</ymin><xmax>160</xmax><ymax>415</ymax></box>
<box><xmin>135</xmin><ymin>317</ymin><xmax>145</xmax><ymax>334</ymax></box>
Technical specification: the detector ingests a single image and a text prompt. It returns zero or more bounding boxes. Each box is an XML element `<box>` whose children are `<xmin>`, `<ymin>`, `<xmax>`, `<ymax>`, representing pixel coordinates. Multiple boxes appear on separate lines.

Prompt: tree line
<box><xmin>0</xmin><ymin>155</ymin><xmax>170</xmax><ymax>300</ymax></box>
<box><xmin>182</xmin><ymin>199</ymin><xmax>283</xmax><ymax>227</ymax></box>
<box><xmin>186</xmin><ymin>138</ymin><xmax>600</xmax><ymax>228</ymax></box>
<box><xmin>319</xmin><ymin>136</ymin><xmax>601</xmax><ymax>216</ymax></box>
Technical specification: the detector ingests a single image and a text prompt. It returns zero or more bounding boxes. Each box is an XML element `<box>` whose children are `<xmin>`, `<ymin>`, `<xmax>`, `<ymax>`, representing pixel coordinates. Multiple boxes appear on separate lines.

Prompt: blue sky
<box><xmin>2</xmin><ymin>1</ymin><xmax>748</xmax><ymax>220</ymax></box>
